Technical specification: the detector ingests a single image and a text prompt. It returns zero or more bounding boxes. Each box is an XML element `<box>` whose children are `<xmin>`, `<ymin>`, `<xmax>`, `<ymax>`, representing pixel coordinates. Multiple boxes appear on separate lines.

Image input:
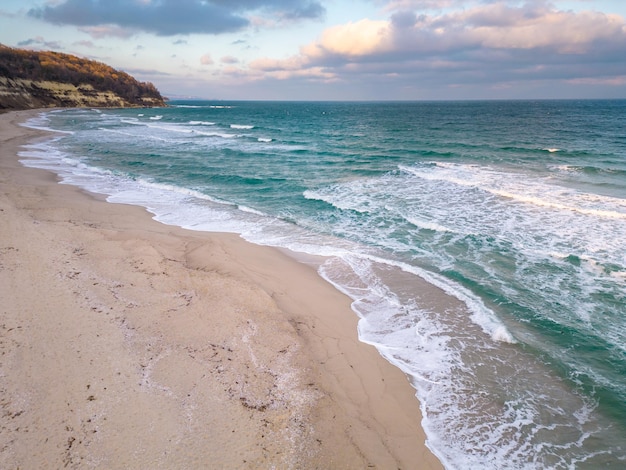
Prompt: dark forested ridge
<box><xmin>0</xmin><ymin>44</ymin><xmax>166</xmax><ymax>110</ymax></box>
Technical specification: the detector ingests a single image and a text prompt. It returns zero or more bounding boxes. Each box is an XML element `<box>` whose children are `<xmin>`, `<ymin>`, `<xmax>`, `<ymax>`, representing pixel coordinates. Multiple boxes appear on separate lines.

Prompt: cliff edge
<box><xmin>0</xmin><ymin>45</ymin><xmax>166</xmax><ymax>110</ymax></box>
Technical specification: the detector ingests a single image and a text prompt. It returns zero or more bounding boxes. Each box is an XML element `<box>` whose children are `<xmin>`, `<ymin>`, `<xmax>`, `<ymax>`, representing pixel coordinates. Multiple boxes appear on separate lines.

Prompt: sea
<box><xmin>20</xmin><ymin>100</ymin><xmax>626</xmax><ymax>469</ymax></box>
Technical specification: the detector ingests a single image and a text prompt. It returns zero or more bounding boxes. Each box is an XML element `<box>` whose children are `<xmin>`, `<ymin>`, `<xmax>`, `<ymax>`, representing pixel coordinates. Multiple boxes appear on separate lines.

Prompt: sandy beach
<box><xmin>0</xmin><ymin>109</ymin><xmax>443</xmax><ymax>469</ymax></box>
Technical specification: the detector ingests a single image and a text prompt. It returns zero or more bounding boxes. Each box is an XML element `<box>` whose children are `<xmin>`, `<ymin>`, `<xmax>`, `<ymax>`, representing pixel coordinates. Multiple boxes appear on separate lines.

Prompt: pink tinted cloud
<box><xmin>200</xmin><ymin>53</ymin><xmax>214</xmax><ymax>65</ymax></box>
<box><xmin>79</xmin><ymin>24</ymin><xmax>136</xmax><ymax>39</ymax></box>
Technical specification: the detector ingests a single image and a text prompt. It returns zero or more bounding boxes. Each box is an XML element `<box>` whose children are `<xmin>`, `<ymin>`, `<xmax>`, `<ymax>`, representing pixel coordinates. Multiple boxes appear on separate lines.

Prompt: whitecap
<box><xmin>189</xmin><ymin>120</ymin><xmax>215</xmax><ymax>126</ymax></box>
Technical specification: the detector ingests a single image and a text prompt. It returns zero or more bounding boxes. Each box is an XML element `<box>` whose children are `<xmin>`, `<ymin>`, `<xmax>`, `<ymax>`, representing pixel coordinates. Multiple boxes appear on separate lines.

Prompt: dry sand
<box><xmin>0</xmin><ymin>110</ymin><xmax>443</xmax><ymax>469</ymax></box>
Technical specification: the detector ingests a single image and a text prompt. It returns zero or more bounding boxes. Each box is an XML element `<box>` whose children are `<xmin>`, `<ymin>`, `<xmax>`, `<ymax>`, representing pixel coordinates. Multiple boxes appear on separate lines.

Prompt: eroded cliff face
<box><xmin>0</xmin><ymin>76</ymin><xmax>166</xmax><ymax>110</ymax></box>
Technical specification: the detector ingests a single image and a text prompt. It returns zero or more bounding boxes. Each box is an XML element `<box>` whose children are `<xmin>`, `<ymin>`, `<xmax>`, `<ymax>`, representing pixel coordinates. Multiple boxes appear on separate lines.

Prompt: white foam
<box><xmin>189</xmin><ymin>120</ymin><xmax>215</xmax><ymax>126</ymax></box>
<box><xmin>399</xmin><ymin>162</ymin><xmax>626</xmax><ymax>220</ymax></box>
<box><xmin>198</xmin><ymin>131</ymin><xmax>238</xmax><ymax>139</ymax></box>
<box><xmin>99</xmin><ymin>127</ymin><xmax>173</xmax><ymax>143</ymax></box>
<box><xmin>303</xmin><ymin>187</ymin><xmax>372</xmax><ymax>213</ymax></box>
<box><xmin>19</xmin><ymin>112</ymin><xmax>74</xmax><ymax>134</ymax></box>
<box><xmin>135</xmin><ymin>179</ymin><xmax>226</xmax><ymax>205</ymax></box>
<box><xmin>230</xmin><ymin>124</ymin><xmax>254</xmax><ymax>129</ymax></box>
<box><xmin>120</xmin><ymin>118</ymin><xmax>142</xmax><ymax>125</ymax></box>
<box><xmin>112</xmin><ymin>119</ymin><xmax>236</xmax><ymax>140</ymax></box>
<box><xmin>403</xmin><ymin>214</ymin><xmax>452</xmax><ymax>233</ymax></box>
<box><xmin>237</xmin><ymin>205</ymin><xmax>266</xmax><ymax>216</ymax></box>
<box><xmin>490</xmin><ymin>188</ymin><xmax>626</xmax><ymax>220</ymax></box>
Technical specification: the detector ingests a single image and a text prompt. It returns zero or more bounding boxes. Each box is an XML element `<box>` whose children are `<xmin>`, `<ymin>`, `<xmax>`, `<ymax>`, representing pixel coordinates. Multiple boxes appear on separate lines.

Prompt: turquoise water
<box><xmin>21</xmin><ymin>100</ymin><xmax>626</xmax><ymax>468</ymax></box>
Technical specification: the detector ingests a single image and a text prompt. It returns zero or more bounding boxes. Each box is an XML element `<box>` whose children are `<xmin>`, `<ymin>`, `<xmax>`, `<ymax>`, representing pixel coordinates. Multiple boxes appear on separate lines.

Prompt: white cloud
<box><xmin>301</xmin><ymin>19</ymin><xmax>391</xmax><ymax>58</ymax></box>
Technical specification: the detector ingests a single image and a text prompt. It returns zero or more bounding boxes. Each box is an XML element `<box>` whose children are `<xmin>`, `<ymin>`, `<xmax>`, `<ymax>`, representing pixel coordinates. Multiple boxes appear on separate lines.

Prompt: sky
<box><xmin>1</xmin><ymin>0</ymin><xmax>625</xmax><ymax>100</ymax></box>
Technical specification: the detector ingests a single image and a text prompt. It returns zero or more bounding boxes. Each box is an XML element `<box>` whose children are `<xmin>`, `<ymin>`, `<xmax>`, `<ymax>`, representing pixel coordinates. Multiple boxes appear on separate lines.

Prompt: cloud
<box><xmin>73</xmin><ymin>40</ymin><xmax>96</xmax><ymax>48</ymax></box>
<box><xmin>282</xmin><ymin>0</ymin><xmax>325</xmax><ymax>20</ymax></box>
<box><xmin>567</xmin><ymin>76</ymin><xmax>626</xmax><ymax>86</ymax></box>
<box><xmin>375</xmin><ymin>0</ymin><xmax>463</xmax><ymax>12</ymax></box>
<box><xmin>79</xmin><ymin>25</ymin><xmax>136</xmax><ymax>39</ymax></box>
<box><xmin>221</xmin><ymin>55</ymin><xmax>240</xmax><ymax>64</ymax></box>
<box><xmin>125</xmin><ymin>67</ymin><xmax>173</xmax><ymax>77</ymax></box>
<box><xmin>301</xmin><ymin>19</ymin><xmax>391</xmax><ymax>59</ymax></box>
<box><xmin>247</xmin><ymin>2</ymin><xmax>626</xmax><ymax>90</ymax></box>
<box><xmin>200</xmin><ymin>53</ymin><xmax>214</xmax><ymax>65</ymax></box>
<box><xmin>250</xmin><ymin>56</ymin><xmax>306</xmax><ymax>72</ymax></box>
<box><xmin>17</xmin><ymin>36</ymin><xmax>62</xmax><ymax>49</ymax></box>
<box><xmin>28</xmin><ymin>0</ymin><xmax>325</xmax><ymax>37</ymax></box>
<box><xmin>0</xmin><ymin>9</ymin><xmax>18</xmax><ymax>19</ymax></box>
<box><xmin>454</xmin><ymin>3</ymin><xmax>626</xmax><ymax>53</ymax></box>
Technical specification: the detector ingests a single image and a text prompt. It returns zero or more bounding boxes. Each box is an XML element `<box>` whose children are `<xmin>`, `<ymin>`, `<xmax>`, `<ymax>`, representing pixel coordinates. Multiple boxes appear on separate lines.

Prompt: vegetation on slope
<box><xmin>0</xmin><ymin>44</ymin><xmax>166</xmax><ymax>109</ymax></box>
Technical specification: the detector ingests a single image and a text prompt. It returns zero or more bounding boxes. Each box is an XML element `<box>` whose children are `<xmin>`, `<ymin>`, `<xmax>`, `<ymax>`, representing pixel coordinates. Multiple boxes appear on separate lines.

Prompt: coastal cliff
<box><xmin>0</xmin><ymin>45</ymin><xmax>166</xmax><ymax>110</ymax></box>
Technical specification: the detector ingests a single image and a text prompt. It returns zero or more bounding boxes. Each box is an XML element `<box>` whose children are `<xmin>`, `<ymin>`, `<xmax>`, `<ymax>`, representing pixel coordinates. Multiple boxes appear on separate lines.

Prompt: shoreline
<box><xmin>0</xmin><ymin>109</ymin><xmax>443</xmax><ymax>468</ymax></box>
